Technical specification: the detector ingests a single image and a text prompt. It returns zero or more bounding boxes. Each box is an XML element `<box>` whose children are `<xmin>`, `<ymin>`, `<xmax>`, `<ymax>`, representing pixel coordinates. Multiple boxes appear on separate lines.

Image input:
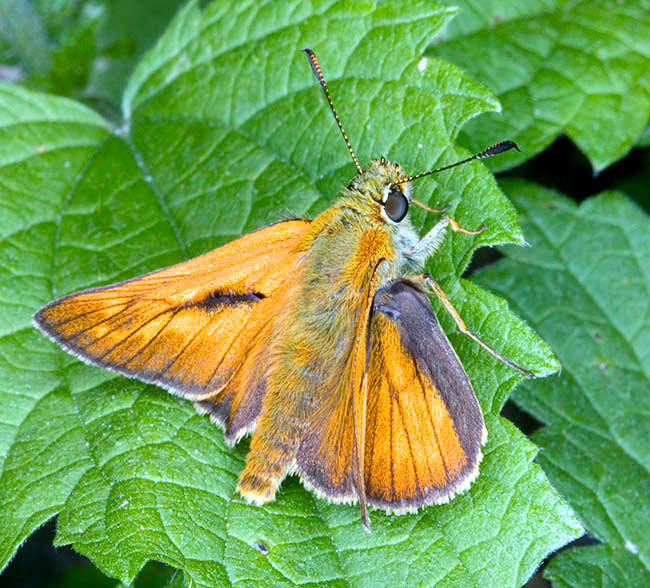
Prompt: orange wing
<box><xmin>34</xmin><ymin>219</ymin><xmax>311</xmax><ymax>443</ymax></box>
<box><xmin>296</xmin><ymin>278</ymin><xmax>486</xmax><ymax>521</ymax></box>
<box><xmin>364</xmin><ymin>279</ymin><xmax>487</xmax><ymax>511</ymax></box>
<box><xmin>294</xmin><ymin>257</ymin><xmax>385</xmax><ymax>528</ymax></box>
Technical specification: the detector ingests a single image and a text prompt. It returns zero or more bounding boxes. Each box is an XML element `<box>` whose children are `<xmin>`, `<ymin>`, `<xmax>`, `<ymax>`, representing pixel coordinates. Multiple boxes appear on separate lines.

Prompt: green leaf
<box><xmin>476</xmin><ymin>181</ymin><xmax>650</xmax><ymax>586</ymax></box>
<box><xmin>0</xmin><ymin>1</ymin><xmax>581</xmax><ymax>586</ymax></box>
<box><xmin>1</xmin><ymin>0</ymin><xmax>186</xmax><ymax>116</ymax></box>
<box><xmin>430</xmin><ymin>0</ymin><xmax>650</xmax><ymax>171</ymax></box>
<box><xmin>545</xmin><ymin>544</ymin><xmax>650</xmax><ymax>588</ymax></box>
<box><xmin>0</xmin><ymin>0</ymin><xmax>51</xmax><ymax>75</ymax></box>
<box><xmin>43</xmin><ymin>560</ymin><xmax>179</xmax><ymax>588</ymax></box>
<box><xmin>89</xmin><ymin>0</ymin><xmax>189</xmax><ymax>109</ymax></box>
<box><xmin>637</xmin><ymin>124</ymin><xmax>650</xmax><ymax>147</ymax></box>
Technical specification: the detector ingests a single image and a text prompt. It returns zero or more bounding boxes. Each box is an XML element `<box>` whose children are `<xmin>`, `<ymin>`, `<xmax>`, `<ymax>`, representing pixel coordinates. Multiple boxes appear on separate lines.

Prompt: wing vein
<box><xmin>204</xmin><ymin>304</ymin><xmax>269</xmax><ymax>390</ymax></box>
<box><xmin>416</xmin><ymin>369</ymin><xmax>449</xmax><ymax>484</ymax></box>
<box><xmin>69</xmin><ymin>303</ymin><xmax>153</xmax><ymax>343</ymax></box>
<box><xmin>49</xmin><ymin>300</ymin><xmax>134</xmax><ymax>327</ymax></box>
<box><xmin>96</xmin><ymin>308</ymin><xmax>178</xmax><ymax>363</ymax></box>
<box><xmin>395</xmin><ymin>394</ymin><xmax>421</xmax><ymax>495</ymax></box>
<box><xmin>112</xmin><ymin>307</ymin><xmax>184</xmax><ymax>365</ymax></box>
<box><xmin>158</xmin><ymin>317</ymin><xmax>215</xmax><ymax>378</ymax></box>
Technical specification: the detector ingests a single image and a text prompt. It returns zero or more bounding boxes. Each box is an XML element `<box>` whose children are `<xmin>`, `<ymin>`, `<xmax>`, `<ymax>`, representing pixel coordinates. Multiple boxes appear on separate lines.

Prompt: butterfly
<box><xmin>34</xmin><ymin>48</ymin><xmax>533</xmax><ymax>531</ymax></box>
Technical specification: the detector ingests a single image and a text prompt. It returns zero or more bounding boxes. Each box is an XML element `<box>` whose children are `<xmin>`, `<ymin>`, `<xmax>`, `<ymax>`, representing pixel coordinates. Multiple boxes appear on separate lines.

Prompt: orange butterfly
<box><xmin>34</xmin><ymin>49</ymin><xmax>533</xmax><ymax>531</ymax></box>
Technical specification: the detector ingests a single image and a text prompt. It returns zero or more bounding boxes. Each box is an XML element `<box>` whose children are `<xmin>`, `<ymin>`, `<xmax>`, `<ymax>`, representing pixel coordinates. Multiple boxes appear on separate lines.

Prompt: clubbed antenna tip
<box><xmin>476</xmin><ymin>140</ymin><xmax>520</xmax><ymax>159</ymax></box>
<box><xmin>397</xmin><ymin>140</ymin><xmax>521</xmax><ymax>186</ymax></box>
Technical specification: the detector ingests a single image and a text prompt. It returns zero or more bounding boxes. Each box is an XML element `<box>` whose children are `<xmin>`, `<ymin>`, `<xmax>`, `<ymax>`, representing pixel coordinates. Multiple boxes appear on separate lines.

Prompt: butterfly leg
<box><xmin>421</xmin><ymin>275</ymin><xmax>535</xmax><ymax>377</ymax></box>
<box><xmin>410</xmin><ymin>199</ymin><xmax>451</xmax><ymax>214</ymax></box>
<box><xmin>406</xmin><ymin>216</ymin><xmax>486</xmax><ymax>267</ymax></box>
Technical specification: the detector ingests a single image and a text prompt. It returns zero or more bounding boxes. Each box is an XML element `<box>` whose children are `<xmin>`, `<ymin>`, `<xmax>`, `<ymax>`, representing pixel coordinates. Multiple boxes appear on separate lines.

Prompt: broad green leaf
<box><xmin>476</xmin><ymin>181</ymin><xmax>650</xmax><ymax>586</ymax></box>
<box><xmin>88</xmin><ymin>0</ymin><xmax>188</xmax><ymax>109</ymax></box>
<box><xmin>430</xmin><ymin>0</ymin><xmax>650</xmax><ymax>172</ymax></box>
<box><xmin>545</xmin><ymin>544</ymin><xmax>650</xmax><ymax>588</ymax></box>
<box><xmin>0</xmin><ymin>0</ymin><xmax>51</xmax><ymax>75</ymax></box>
<box><xmin>0</xmin><ymin>0</ymin><xmax>186</xmax><ymax>116</ymax></box>
<box><xmin>0</xmin><ymin>1</ymin><xmax>581</xmax><ymax>586</ymax></box>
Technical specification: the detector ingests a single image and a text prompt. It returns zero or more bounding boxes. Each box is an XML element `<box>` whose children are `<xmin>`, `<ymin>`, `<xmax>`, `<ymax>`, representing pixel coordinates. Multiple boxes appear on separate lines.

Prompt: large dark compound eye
<box><xmin>384</xmin><ymin>186</ymin><xmax>408</xmax><ymax>222</ymax></box>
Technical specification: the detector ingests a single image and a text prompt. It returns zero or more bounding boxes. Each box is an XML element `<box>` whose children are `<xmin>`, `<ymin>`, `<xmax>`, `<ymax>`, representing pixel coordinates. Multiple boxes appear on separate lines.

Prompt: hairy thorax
<box><xmin>265</xmin><ymin>205</ymin><xmax>395</xmax><ymax>417</ymax></box>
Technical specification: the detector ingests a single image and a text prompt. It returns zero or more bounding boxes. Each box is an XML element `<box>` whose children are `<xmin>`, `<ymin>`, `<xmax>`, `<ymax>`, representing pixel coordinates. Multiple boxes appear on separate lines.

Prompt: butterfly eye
<box><xmin>384</xmin><ymin>187</ymin><xmax>408</xmax><ymax>222</ymax></box>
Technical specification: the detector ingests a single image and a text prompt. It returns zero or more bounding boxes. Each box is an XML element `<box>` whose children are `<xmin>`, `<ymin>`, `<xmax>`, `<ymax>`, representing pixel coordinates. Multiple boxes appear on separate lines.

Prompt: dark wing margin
<box><xmin>364</xmin><ymin>279</ymin><xmax>486</xmax><ymax>512</ymax></box>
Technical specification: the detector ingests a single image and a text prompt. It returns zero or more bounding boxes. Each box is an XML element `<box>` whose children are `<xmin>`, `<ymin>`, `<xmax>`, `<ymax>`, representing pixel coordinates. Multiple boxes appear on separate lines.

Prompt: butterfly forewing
<box><xmin>34</xmin><ymin>219</ymin><xmax>311</xmax><ymax>442</ymax></box>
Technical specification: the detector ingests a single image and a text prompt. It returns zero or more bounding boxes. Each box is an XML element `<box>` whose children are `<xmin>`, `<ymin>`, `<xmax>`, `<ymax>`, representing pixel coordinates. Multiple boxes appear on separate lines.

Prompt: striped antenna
<box><xmin>302</xmin><ymin>48</ymin><xmax>362</xmax><ymax>175</ymax></box>
<box><xmin>397</xmin><ymin>141</ymin><xmax>520</xmax><ymax>186</ymax></box>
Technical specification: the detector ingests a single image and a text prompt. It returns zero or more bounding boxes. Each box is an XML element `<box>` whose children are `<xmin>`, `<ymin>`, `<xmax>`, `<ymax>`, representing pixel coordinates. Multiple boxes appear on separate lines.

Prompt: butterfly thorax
<box><xmin>274</xmin><ymin>204</ymin><xmax>394</xmax><ymax>382</ymax></box>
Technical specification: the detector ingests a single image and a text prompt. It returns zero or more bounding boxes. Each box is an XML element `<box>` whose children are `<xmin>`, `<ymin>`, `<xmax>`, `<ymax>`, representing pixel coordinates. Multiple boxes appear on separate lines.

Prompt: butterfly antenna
<box><xmin>302</xmin><ymin>48</ymin><xmax>362</xmax><ymax>175</ymax></box>
<box><xmin>399</xmin><ymin>141</ymin><xmax>520</xmax><ymax>186</ymax></box>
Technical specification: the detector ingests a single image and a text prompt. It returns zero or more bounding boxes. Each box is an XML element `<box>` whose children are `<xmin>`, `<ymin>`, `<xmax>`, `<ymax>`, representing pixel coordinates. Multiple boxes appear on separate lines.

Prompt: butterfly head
<box><xmin>303</xmin><ymin>47</ymin><xmax>520</xmax><ymax>229</ymax></box>
<box><xmin>345</xmin><ymin>158</ymin><xmax>411</xmax><ymax>225</ymax></box>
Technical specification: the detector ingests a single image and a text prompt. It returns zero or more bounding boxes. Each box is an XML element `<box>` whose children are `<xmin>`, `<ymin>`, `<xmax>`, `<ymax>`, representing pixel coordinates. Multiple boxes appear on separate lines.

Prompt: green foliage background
<box><xmin>0</xmin><ymin>1</ymin><xmax>648</xmax><ymax>587</ymax></box>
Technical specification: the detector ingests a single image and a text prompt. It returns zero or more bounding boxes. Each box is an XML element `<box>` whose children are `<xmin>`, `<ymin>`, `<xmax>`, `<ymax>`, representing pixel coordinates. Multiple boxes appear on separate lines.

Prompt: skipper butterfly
<box><xmin>34</xmin><ymin>49</ymin><xmax>532</xmax><ymax>531</ymax></box>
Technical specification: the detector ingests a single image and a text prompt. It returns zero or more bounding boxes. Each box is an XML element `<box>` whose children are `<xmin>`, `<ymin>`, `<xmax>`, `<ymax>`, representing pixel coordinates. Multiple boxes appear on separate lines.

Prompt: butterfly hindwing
<box><xmin>364</xmin><ymin>279</ymin><xmax>486</xmax><ymax>511</ymax></box>
<box><xmin>293</xmin><ymin>275</ymin><xmax>486</xmax><ymax>515</ymax></box>
<box><xmin>293</xmin><ymin>258</ymin><xmax>385</xmax><ymax>505</ymax></box>
<box><xmin>34</xmin><ymin>219</ymin><xmax>311</xmax><ymax>443</ymax></box>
